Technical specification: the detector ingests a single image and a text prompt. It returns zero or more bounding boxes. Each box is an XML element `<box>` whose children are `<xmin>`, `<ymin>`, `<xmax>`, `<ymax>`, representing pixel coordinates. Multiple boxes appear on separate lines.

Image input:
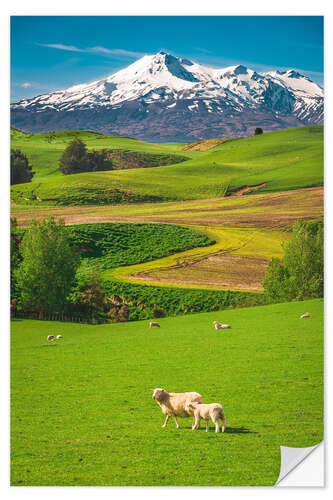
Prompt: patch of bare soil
<box><xmin>182</xmin><ymin>138</ymin><xmax>229</xmax><ymax>151</ymax></box>
<box><xmin>132</xmin><ymin>254</ymin><xmax>268</xmax><ymax>291</ymax></box>
<box><xmin>229</xmin><ymin>183</ymin><xmax>267</xmax><ymax>196</ymax></box>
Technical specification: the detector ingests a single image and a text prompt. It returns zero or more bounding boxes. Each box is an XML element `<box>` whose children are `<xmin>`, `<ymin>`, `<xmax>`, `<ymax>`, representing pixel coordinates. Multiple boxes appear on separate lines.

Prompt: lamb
<box><xmin>149</xmin><ymin>322</ymin><xmax>160</xmax><ymax>328</ymax></box>
<box><xmin>213</xmin><ymin>321</ymin><xmax>231</xmax><ymax>330</ymax></box>
<box><xmin>56</xmin><ymin>335</ymin><xmax>62</xmax><ymax>339</ymax></box>
<box><xmin>47</xmin><ymin>335</ymin><xmax>55</xmax><ymax>341</ymax></box>
<box><xmin>152</xmin><ymin>388</ymin><xmax>202</xmax><ymax>428</ymax></box>
<box><xmin>186</xmin><ymin>402</ymin><xmax>226</xmax><ymax>433</ymax></box>
<box><xmin>300</xmin><ymin>312</ymin><xmax>310</xmax><ymax>319</ymax></box>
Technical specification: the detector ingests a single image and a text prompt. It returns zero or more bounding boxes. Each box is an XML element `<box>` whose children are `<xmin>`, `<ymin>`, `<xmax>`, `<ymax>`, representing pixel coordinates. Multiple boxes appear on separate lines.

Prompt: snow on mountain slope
<box><xmin>11</xmin><ymin>51</ymin><xmax>323</xmax><ymax>141</ymax></box>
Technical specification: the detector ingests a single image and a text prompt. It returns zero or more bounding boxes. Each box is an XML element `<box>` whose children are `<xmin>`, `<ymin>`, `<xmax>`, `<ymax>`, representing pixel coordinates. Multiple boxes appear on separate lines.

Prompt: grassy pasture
<box><xmin>11</xmin><ymin>298</ymin><xmax>323</xmax><ymax>486</ymax></box>
<box><xmin>11</xmin><ymin>126</ymin><xmax>323</xmax><ymax>205</ymax></box>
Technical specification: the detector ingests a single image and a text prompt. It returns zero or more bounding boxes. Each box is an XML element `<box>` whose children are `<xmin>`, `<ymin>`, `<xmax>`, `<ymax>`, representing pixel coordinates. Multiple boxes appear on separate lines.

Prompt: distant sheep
<box><xmin>56</xmin><ymin>335</ymin><xmax>62</xmax><ymax>339</ymax></box>
<box><xmin>149</xmin><ymin>322</ymin><xmax>160</xmax><ymax>328</ymax></box>
<box><xmin>152</xmin><ymin>388</ymin><xmax>202</xmax><ymax>428</ymax></box>
<box><xmin>47</xmin><ymin>335</ymin><xmax>55</xmax><ymax>341</ymax></box>
<box><xmin>186</xmin><ymin>402</ymin><xmax>226</xmax><ymax>433</ymax></box>
<box><xmin>300</xmin><ymin>312</ymin><xmax>310</xmax><ymax>319</ymax></box>
<box><xmin>213</xmin><ymin>321</ymin><xmax>231</xmax><ymax>330</ymax></box>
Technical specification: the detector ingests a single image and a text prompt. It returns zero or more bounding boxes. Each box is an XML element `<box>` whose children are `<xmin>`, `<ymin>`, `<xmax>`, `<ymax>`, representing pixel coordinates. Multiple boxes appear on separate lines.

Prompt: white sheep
<box><xmin>186</xmin><ymin>402</ymin><xmax>226</xmax><ymax>433</ymax></box>
<box><xmin>152</xmin><ymin>388</ymin><xmax>202</xmax><ymax>428</ymax></box>
<box><xmin>56</xmin><ymin>335</ymin><xmax>62</xmax><ymax>339</ymax></box>
<box><xmin>149</xmin><ymin>322</ymin><xmax>160</xmax><ymax>328</ymax></box>
<box><xmin>47</xmin><ymin>335</ymin><xmax>55</xmax><ymax>341</ymax></box>
<box><xmin>300</xmin><ymin>312</ymin><xmax>310</xmax><ymax>319</ymax></box>
<box><xmin>213</xmin><ymin>321</ymin><xmax>231</xmax><ymax>330</ymax></box>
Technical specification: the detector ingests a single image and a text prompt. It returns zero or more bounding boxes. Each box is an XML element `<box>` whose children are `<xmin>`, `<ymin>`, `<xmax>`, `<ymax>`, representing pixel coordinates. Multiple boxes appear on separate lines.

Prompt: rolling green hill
<box><xmin>11</xmin><ymin>126</ymin><xmax>323</xmax><ymax>206</ymax></box>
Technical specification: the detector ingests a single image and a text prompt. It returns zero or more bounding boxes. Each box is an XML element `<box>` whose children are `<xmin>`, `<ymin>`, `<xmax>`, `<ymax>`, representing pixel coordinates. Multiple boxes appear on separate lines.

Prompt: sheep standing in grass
<box><xmin>186</xmin><ymin>402</ymin><xmax>226</xmax><ymax>433</ymax></box>
<box><xmin>47</xmin><ymin>335</ymin><xmax>55</xmax><ymax>342</ymax></box>
<box><xmin>149</xmin><ymin>322</ymin><xmax>160</xmax><ymax>328</ymax></box>
<box><xmin>56</xmin><ymin>335</ymin><xmax>62</xmax><ymax>339</ymax></box>
<box><xmin>213</xmin><ymin>321</ymin><xmax>231</xmax><ymax>330</ymax></box>
<box><xmin>300</xmin><ymin>312</ymin><xmax>310</xmax><ymax>319</ymax></box>
<box><xmin>152</xmin><ymin>388</ymin><xmax>202</xmax><ymax>428</ymax></box>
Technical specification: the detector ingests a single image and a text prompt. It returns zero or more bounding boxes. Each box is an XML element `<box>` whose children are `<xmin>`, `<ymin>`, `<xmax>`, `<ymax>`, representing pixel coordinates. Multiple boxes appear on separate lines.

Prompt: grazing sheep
<box><xmin>152</xmin><ymin>388</ymin><xmax>202</xmax><ymax>428</ymax></box>
<box><xmin>149</xmin><ymin>322</ymin><xmax>160</xmax><ymax>328</ymax></box>
<box><xmin>300</xmin><ymin>312</ymin><xmax>310</xmax><ymax>319</ymax></box>
<box><xmin>186</xmin><ymin>402</ymin><xmax>226</xmax><ymax>433</ymax></box>
<box><xmin>213</xmin><ymin>321</ymin><xmax>231</xmax><ymax>330</ymax></box>
<box><xmin>47</xmin><ymin>335</ymin><xmax>55</xmax><ymax>341</ymax></box>
<box><xmin>56</xmin><ymin>335</ymin><xmax>62</xmax><ymax>339</ymax></box>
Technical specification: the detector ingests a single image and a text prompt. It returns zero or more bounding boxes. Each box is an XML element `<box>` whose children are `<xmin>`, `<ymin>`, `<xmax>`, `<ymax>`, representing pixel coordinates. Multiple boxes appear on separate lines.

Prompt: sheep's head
<box><xmin>151</xmin><ymin>388</ymin><xmax>168</xmax><ymax>401</ymax></box>
<box><xmin>185</xmin><ymin>402</ymin><xmax>198</xmax><ymax>415</ymax></box>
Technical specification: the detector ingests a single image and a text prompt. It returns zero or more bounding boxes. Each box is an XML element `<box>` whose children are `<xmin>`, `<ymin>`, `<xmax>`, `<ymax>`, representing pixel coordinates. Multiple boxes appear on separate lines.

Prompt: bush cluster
<box><xmin>59</xmin><ymin>138</ymin><xmax>113</xmax><ymax>175</ymax></box>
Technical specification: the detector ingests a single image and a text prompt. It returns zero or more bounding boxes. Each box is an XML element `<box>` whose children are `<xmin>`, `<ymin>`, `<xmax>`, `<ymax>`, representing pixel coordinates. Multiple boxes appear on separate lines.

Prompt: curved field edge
<box><xmin>11</xmin><ymin>126</ymin><xmax>323</xmax><ymax>206</ymax></box>
<box><xmin>107</xmin><ymin>225</ymin><xmax>290</xmax><ymax>292</ymax></box>
<box><xmin>67</xmin><ymin>222</ymin><xmax>215</xmax><ymax>270</ymax></box>
<box><xmin>11</xmin><ymin>298</ymin><xmax>323</xmax><ymax>486</ymax></box>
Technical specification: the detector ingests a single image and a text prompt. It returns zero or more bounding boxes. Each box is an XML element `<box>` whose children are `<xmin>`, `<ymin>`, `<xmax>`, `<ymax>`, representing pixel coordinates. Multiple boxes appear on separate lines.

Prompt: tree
<box><xmin>262</xmin><ymin>220</ymin><xmax>323</xmax><ymax>302</ymax></box>
<box><xmin>11</xmin><ymin>149</ymin><xmax>34</xmax><ymax>185</ymax></box>
<box><xmin>59</xmin><ymin>138</ymin><xmax>88</xmax><ymax>175</ymax></box>
<box><xmin>59</xmin><ymin>139</ymin><xmax>114</xmax><ymax>175</ymax></box>
<box><xmin>254</xmin><ymin>127</ymin><xmax>263</xmax><ymax>135</ymax></box>
<box><xmin>15</xmin><ymin>217</ymin><xmax>79</xmax><ymax>318</ymax></box>
<box><xmin>86</xmin><ymin>149</ymin><xmax>113</xmax><ymax>172</ymax></box>
<box><xmin>69</xmin><ymin>263</ymin><xmax>107</xmax><ymax>319</ymax></box>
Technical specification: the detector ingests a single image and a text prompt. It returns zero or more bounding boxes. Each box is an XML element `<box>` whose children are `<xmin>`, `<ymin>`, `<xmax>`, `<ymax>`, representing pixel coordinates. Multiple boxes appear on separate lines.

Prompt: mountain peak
<box><xmin>11</xmin><ymin>51</ymin><xmax>323</xmax><ymax>141</ymax></box>
<box><xmin>233</xmin><ymin>64</ymin><xmax>248</xmax><ymax>75</ymax></box>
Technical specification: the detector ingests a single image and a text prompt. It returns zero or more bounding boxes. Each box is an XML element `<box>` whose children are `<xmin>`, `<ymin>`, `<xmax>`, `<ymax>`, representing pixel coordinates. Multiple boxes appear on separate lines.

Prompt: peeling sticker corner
<box><xmin>275</xmin><ymin>441</ymin><xmax>324</xmax><ymax>486</ymax></box>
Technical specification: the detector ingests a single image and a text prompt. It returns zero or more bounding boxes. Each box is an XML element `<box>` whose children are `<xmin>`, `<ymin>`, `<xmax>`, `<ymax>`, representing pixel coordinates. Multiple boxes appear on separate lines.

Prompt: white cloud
<box><xmin>21</xmin><ymin>82</ymin><xmax>32</xmax><ymax>88</ymax></box>
<box><xmin>37</xmin><ymin>43</ymin><xmax>145</xmax><ymax>58</ymax></box>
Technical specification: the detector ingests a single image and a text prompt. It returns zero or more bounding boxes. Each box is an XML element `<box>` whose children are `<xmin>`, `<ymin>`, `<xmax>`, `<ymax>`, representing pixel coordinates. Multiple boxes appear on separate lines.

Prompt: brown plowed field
<box><xmin>13</xmin><ymin>187</ymin><xmax>323</xmax><ymax>230</ymax></box>
<box><xmin>132</xmin><ymin>254</ymin><xmax>268</xmax><ymax>291</ymax></box>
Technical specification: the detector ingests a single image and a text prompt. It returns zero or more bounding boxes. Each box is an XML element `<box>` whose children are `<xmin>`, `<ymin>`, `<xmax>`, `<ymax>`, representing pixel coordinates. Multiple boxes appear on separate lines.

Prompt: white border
<box><xmin>1</xmin><ymin>2</ymin><xmax>331</xmax><ymax>498</ymax></box>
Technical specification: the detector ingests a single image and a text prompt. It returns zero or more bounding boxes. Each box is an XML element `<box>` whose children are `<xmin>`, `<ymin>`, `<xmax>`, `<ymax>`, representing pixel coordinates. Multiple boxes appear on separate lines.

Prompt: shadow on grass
<box><xmin>185</xmin><ymin>425</ymin><xmax>256</xmax><ymax>434</ymax></box>
<box><xmin>224</xmin><ymin>426</ymin><xmax>256</xmax><ymax>434</ymax></box>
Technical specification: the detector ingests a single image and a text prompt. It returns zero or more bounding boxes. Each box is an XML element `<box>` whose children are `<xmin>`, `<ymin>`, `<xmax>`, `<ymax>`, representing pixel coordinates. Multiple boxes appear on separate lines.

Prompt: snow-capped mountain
<box><xmin>11</xmin><ymin>51</ymin><xmax>323</xmax><ymax>141</ymax></box>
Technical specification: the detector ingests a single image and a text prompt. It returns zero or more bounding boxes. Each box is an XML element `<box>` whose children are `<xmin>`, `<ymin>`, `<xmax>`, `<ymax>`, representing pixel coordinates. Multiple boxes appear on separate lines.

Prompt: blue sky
<box><xmin>11</xmin><ymin>16</ymin><xmax>324</xmax><ymax>102</ymax></box>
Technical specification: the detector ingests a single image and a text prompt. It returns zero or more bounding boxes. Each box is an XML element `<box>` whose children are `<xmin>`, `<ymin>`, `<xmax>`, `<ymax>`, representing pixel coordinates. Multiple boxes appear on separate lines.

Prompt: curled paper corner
<box><xmin>275</xmin><ymin>441</ymin><xmax>324</xmax><ymax>486</ymax></box>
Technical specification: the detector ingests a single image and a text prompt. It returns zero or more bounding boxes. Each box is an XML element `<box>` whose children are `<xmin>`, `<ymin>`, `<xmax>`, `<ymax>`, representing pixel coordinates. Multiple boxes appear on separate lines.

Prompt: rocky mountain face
<box><xmin>11</xmin><ymin>51</ymin><xmax>324</xmax><ymax>142</ymax></box>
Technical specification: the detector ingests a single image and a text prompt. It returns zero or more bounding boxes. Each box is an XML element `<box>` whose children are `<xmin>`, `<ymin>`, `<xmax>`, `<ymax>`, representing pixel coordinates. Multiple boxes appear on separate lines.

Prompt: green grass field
<box><xmin>11</xmin><ymin>126</ymin><xmax>323</xmax><ymax>206</ymax></box>
<box><xmin>11</xmin><ymin>298</ymin><xmax>323</xmax><ymax>486</ymax></box>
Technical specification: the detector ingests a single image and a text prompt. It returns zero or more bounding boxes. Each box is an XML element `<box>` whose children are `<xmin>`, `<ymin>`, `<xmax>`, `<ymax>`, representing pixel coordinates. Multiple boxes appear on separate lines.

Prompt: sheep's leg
<box><xmin>193</xmin><ymin>415</ymin><xmax>200</xmax><ymax>430</ymax></box>
<box><xmin>214</xmin><ymin>418</ymin><xmax>220</xmax><ymax>433</ymax></box>
<box><xmin>162</xmin><ymin>415</ymin><xmax>170</xmax><ymax>428</ymax></box>
<box><xmin>205</xmin><ymin>419</ymin><xmax>209</xmax><ymax>432</ymax></box>
<box><xmin>174</xmin><ymin>416</ymin><xmax>180</xmax><ymax>428</ymax></box>
<box><xmin>221</xmin><ymin>415</ymin><xmax>226</xmax><ymax>433</ymax></box>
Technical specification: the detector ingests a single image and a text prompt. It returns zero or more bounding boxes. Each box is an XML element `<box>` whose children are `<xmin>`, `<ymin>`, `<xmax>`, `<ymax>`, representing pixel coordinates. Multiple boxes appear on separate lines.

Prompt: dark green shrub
<box><xmin>263</xmin><ymin>220</ymin><xmax>323</xmax><ymax>302</ymax></box>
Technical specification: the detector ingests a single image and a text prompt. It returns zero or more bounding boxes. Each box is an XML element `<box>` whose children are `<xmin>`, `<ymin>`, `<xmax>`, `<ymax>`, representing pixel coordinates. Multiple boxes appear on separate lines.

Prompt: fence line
<box><xmin>11</xmin><ymin>310</ymin><xmax>105</xmax><ymax>324</ymax></box>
